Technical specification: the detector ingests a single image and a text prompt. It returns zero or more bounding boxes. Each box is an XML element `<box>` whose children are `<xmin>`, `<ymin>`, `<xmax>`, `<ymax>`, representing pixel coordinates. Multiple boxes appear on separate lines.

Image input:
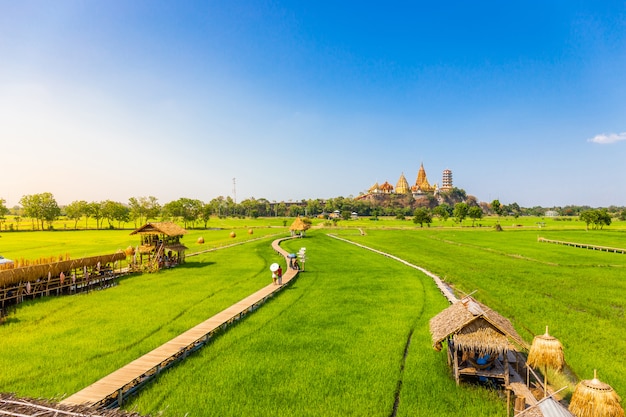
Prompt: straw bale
<box><xmin>569</xmin><ymin>372</ymin><xmax>624</xmax><ymax>417</ymax></box>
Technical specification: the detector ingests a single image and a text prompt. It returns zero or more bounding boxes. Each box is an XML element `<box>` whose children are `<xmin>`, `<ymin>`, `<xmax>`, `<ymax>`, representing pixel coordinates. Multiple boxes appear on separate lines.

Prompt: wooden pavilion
<box><xmin>429</xmin><ymin>296</ymin><xmax>529</xmax><ymax>387</ymax></box>
<box><xmin>130</xmin><ymin>222</ymin><xmax>188</xmax><ymax>270</ymax></box>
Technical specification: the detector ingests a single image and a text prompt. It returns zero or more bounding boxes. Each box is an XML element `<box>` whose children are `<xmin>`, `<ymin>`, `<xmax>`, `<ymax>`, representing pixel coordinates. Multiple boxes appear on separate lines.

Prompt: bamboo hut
<box><xmin>289</xmin><ymin>217</ymin><xmax>310</xmax><ymax>237</ymax></box>
<box><xmin>130</xmin><ymin>222</ymin><xmax>188</xmax><ymax>270</ymax></box>
<box><xmin>569</xmin><ymin>370</ymin><xmax>624</xmax><ymax>417</ymax></box>
<box><xmin>429</xmin><ymin>296</ymin><xmax>529</xmax><ymax>387</ymax></box>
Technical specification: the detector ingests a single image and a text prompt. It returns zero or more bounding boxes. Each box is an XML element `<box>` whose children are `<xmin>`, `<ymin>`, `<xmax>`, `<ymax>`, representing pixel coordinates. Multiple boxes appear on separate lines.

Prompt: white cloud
<box><xmin>588</xmin><ymin>132</ymin><xmax>626</xmax><ymax>144</ymax></box>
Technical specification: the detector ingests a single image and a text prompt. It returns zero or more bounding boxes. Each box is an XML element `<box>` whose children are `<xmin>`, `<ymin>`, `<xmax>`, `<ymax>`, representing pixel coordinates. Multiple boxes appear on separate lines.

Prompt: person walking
<box><xmin>270</xmin><ymin>263</ymin><xmax>279</xmax><ymax>285</ymax></box>
<box><xmin>277</xmin><ymin>265</ymin><xmax>283</xmax><ymax>285</ymax></box>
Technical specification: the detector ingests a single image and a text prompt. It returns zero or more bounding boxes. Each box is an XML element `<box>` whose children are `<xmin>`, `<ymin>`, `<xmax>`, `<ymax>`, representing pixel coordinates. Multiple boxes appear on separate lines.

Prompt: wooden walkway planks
<box><xmin>538</xmin><ymin>237</ymin><xmax>626</xmax><ymax>254</ymax></box>
<box><xmin>61</xmin><ymin>237</ymin><xmax>299</xmax><ymax>408</ymax></box>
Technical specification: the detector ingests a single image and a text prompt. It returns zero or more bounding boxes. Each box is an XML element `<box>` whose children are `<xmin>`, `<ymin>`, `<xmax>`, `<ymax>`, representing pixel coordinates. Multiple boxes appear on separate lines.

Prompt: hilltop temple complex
<box><xmin>365</xmin><ymin>164</ymin><xmax>453</xmax><ymax>198</ymax></box>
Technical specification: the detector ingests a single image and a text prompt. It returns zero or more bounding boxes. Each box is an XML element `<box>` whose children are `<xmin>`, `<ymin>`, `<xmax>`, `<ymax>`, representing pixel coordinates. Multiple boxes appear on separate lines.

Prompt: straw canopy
<box><xmin>130</xmin><ymin>222</ymin><xmax>188</xmax><ymax>236</ymax></box>
<box><xmin>569</xmin><ymin>370</ymin><xmax>624</xmax><ymax>417</ymax></box>
<box><xmin>527</xmin><ymin>326</ymin><xmax>565</xmax><ymax>371</ymax></box>
<box><xmin>289</xmin><ymin>217</ymin><xmax>310</xmax><ymax>232</ymax></box>
<box><xmin>429</xmin><ymin>296</ymin><xmax>528</xmax><ymax>354</ymax></box>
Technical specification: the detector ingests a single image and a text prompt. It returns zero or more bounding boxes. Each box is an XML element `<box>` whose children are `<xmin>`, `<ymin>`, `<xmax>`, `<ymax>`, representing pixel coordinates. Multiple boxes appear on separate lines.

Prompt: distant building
<box><xmin>442</xmin><ymin>169</ymin><xmax>453</xmax><ymax>191</ymax></box>
<box><xmin>395</xmin><ymin>173</ymin><xmax>411</xmax><ymax>194</ymax></box>
<box><xmin>362</xmin><ymin>164</ymin><xmax>454</xmax><ymax>199</ymax></box>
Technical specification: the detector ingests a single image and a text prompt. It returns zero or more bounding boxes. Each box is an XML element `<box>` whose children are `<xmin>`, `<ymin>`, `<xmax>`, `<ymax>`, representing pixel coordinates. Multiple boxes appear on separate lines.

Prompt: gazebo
<box><xmin>429</xmin><ymin>296</ymin><xmax>528</xmax><ymax>387</ymax></box>
<box><xmin>289</xmin><ymin>217</ymin><xmax>310</xmax><ymax>237</ymax></box>
<box><xmin>130</xmin><ymin>222</ymin><xmax>188</xmax><ymax>270</ymax></box>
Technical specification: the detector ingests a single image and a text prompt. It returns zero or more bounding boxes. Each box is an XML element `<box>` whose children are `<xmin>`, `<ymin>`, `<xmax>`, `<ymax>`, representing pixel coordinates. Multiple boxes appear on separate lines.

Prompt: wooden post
<box><xmin>453</xmin><ymin>348</ymin><xmax>460</xmax><ymax>385</ymax></box>
<box><xmin>514</xmin><ymin>396</ymin><xmax>525</xmax><ymax>415</ymax></box>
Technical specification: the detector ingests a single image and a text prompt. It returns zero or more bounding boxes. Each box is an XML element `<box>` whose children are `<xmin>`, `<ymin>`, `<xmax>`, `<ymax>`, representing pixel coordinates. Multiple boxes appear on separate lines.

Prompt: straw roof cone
<box><xmin>527</xmin><ymin>326</ymin><xmax>564</xmax><ymax>398</ymax></box>
<box><xmin>569</xmin><ymin>370</ymin><xmax>624</xmax><ymax>417</ymax></box>
<box><xmin>289</xmin><ymin>216</ymin><xmax>309</xmax><ymax>231</ymax></box>
<box><xmin>527</xmin><ymin>326</ymin><xmax>565</xmax><ymax>371</ymax></box>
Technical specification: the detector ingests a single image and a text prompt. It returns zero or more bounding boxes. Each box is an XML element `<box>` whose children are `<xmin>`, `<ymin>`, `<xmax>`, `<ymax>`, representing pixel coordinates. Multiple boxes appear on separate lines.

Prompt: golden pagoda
<box><xmin>395</xmin><ymin>173</ymin><xmax>410</xmax><ymax>194</ymax></box>
<box><xmin>412</xmin><ymin>163</ymin><xmax>436</xmax><ymax>194</ymax></box>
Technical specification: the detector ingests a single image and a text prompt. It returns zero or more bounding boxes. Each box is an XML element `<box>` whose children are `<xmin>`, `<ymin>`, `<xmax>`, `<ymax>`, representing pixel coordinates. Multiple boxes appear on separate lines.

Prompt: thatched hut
<box><xmin>289</xmin><ymin>217</ymin><xmax>310</xmax><ymax>237</ymax></box>
<box><xmin>130</xmin><ymin>222</ymin><xmax>188</xmax><ymax>269</ymax></box>
<box><xmin>429</xmin><ymin>296</ymin><xmax>528</xmax><ymax>387</ymax></box>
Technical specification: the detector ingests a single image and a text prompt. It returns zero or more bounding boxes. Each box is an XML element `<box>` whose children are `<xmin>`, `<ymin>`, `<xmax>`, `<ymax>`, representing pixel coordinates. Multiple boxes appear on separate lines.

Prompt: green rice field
<box><xmin>0</xmin><ymin>217</ymin><xmax>624</xmax><ymax>416</ymax></box>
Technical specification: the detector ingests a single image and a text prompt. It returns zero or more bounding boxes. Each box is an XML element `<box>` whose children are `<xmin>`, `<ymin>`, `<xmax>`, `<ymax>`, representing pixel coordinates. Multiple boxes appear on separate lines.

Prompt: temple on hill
<box><xmin>364</xmin><ymin>163</ymin><xmax>453</xmax><ymax>198</ymax></box>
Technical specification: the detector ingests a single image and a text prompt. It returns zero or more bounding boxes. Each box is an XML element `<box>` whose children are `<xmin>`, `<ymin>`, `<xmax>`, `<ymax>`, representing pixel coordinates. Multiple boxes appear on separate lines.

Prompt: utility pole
<box><xmin>232</xmin><ymin>178</ymin><xmax>237</xmax><ymax>204</ymax></box>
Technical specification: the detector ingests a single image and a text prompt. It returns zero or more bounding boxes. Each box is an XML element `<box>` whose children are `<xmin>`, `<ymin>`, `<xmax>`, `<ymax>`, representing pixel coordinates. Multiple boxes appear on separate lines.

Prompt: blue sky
<box><xmin>1</xmin><ymin>1</ymin><xmax>625</xmax><ymax>208</ymax></box>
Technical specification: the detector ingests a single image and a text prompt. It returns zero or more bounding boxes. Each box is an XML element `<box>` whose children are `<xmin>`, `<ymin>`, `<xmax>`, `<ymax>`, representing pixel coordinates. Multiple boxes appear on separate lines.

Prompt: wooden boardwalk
<box><xmin>61</xmin><ymin>237</ymin><xmax>299</xmax><ymax>408</ymax></box>
<box><xmin>538</xmin><ymin>237</ymin><xmax>626</xmax><ymax>254</ymax></box>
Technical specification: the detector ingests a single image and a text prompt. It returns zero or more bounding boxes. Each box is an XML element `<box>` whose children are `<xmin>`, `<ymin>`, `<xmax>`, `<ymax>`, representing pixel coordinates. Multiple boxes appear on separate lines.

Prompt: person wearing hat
<box><xmin>270</xmin><ymin>263</ymin><xmax>279</xmax><ymax>285</ymax></box>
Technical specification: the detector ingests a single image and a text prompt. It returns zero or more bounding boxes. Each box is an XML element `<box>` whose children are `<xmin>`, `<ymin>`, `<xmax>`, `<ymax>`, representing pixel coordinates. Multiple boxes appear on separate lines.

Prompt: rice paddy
<box><xmin>0</xmin><ymin>217</ymin><xmax>624</xmax><ymax>415</ymax></box>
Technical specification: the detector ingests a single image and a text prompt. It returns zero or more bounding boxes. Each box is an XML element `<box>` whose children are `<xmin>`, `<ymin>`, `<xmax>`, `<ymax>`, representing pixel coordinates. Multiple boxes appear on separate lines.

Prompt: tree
<box><xmin>468</xmin><ymin>206</ymin><xmax>483</xmax><ymax>227</ymax></box>
<box><xmin>580</xmin><ymin>209</ymin><xmax>612</xmax><ymax>230</ymax></box>
<box><xmin>66</xmin><ymin>200</ymin><xmax>88</xmax><ymax>229</ymax></box>
<box><xmin>199</xmin><ymin>202</ymin><xmax>212</xmax><ymax>228</ymax></box>
<box><xmin>453</xmin><ymin>202</ymin><xmax>469</xmax><ymax>225</ymax></box>
<box><xmin>129</xmin><ymin>196</ymin><xmax>161</xmax><ymax>226</ymax></box>
<box><xmin>413</xmin><ymin>207</ymin><xmax>432</xmax><ymax>227</ymax></box>
<box><xmin>491</xmin><ymin>199</ymin><xmax>503</xmax><ymax>217</ymax></box>
<box><xmin>0</xmin><ymin>198</ymin><xmax>8</xmax><ymax>230</ymax></box>
<box><xmin>289</xmin><ymin>204</ymin><xmax>303</xmax><ymax>217</ymax></box>
<box><xmin>0</xmin><ymin>198</ymin><xmax>8</xmax><ymax>220</ymax></box>
<box><xmin>20</xmin><ymin>192</ymin><xmax>61</xmax><ymax>230</ymax></box>
<box><xmin>88</xmin><ymin>201</ymin><xmax>104</xmax><ymax>230</ymax></box>
<box><xmin>433</xmin><ymin>203</ymin><xmax>452</xmax><ymax>221</ymax></box>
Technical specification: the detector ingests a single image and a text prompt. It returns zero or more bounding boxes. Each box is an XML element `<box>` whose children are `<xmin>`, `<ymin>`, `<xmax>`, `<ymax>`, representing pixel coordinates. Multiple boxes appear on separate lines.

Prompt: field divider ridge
<box><xmin>326</xmin><ymin>234</ymin><xmax>457</xmax><ymax>304</ymax></box>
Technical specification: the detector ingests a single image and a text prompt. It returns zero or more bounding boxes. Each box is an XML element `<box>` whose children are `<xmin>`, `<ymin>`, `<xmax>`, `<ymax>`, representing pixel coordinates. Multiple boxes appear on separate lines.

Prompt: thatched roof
<box><xmin>0</xmin><ymin>253</ymin><xmax>126</xmax><ymax>288</ymax></box>
<box><xmin>429</xmin><ymin>296</ymin><xmax>529</xmax><ymax>355</ymax></box>
<box><xmin>289</xmin><ymin>217</ymin><xmax>309</xmax><ymax>231</ymax></box>
<box><xmin>0</xmin><ymin>393</ymin><xmax>148</xmax><ymax>416</ymax></box>
<box><xmin>130</xmin><ymin>222</ymin><xmax>188</xmax><ymax>237</ymax></box>
<box><xmin>569</xmin><ymin>370</ymin><xmax>624</xmax><ymax>417</ymax></box>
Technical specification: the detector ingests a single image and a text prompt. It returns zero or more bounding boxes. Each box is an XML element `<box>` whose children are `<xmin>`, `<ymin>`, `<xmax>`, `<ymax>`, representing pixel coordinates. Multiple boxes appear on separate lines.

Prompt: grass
<box><xmin>125</xmin><ymin>232</ymin><xmax>506</xmax><ymax>417</ymax></box>
<box><xmin>0</xmin><ymin>235</ymin><xmax>282</xmax><ymax>398</ymax></box>
<box><xmin>337</xmin><ymin>227</ymin><xmax>626</xmax><ymax>401</ymax></box>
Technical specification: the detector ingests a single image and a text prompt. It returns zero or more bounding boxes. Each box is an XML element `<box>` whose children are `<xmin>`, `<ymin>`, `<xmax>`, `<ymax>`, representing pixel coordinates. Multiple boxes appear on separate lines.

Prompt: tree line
<box><xmin>0</xmin><ymin>192</ymin><xmax>624</xmax><ymax>231</ymax></box>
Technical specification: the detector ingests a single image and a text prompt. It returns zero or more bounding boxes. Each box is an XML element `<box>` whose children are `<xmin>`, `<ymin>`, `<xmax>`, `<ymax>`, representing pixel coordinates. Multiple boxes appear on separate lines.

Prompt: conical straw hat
<box><xmin>527</xmin><ymin>326</ymin><xmax>564</xmax><ymax>371</ymax></box>
<box><xmin>569</xmin><ymin>370</ymin><xmax>624</xmax><ymax>417</ymax></box>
